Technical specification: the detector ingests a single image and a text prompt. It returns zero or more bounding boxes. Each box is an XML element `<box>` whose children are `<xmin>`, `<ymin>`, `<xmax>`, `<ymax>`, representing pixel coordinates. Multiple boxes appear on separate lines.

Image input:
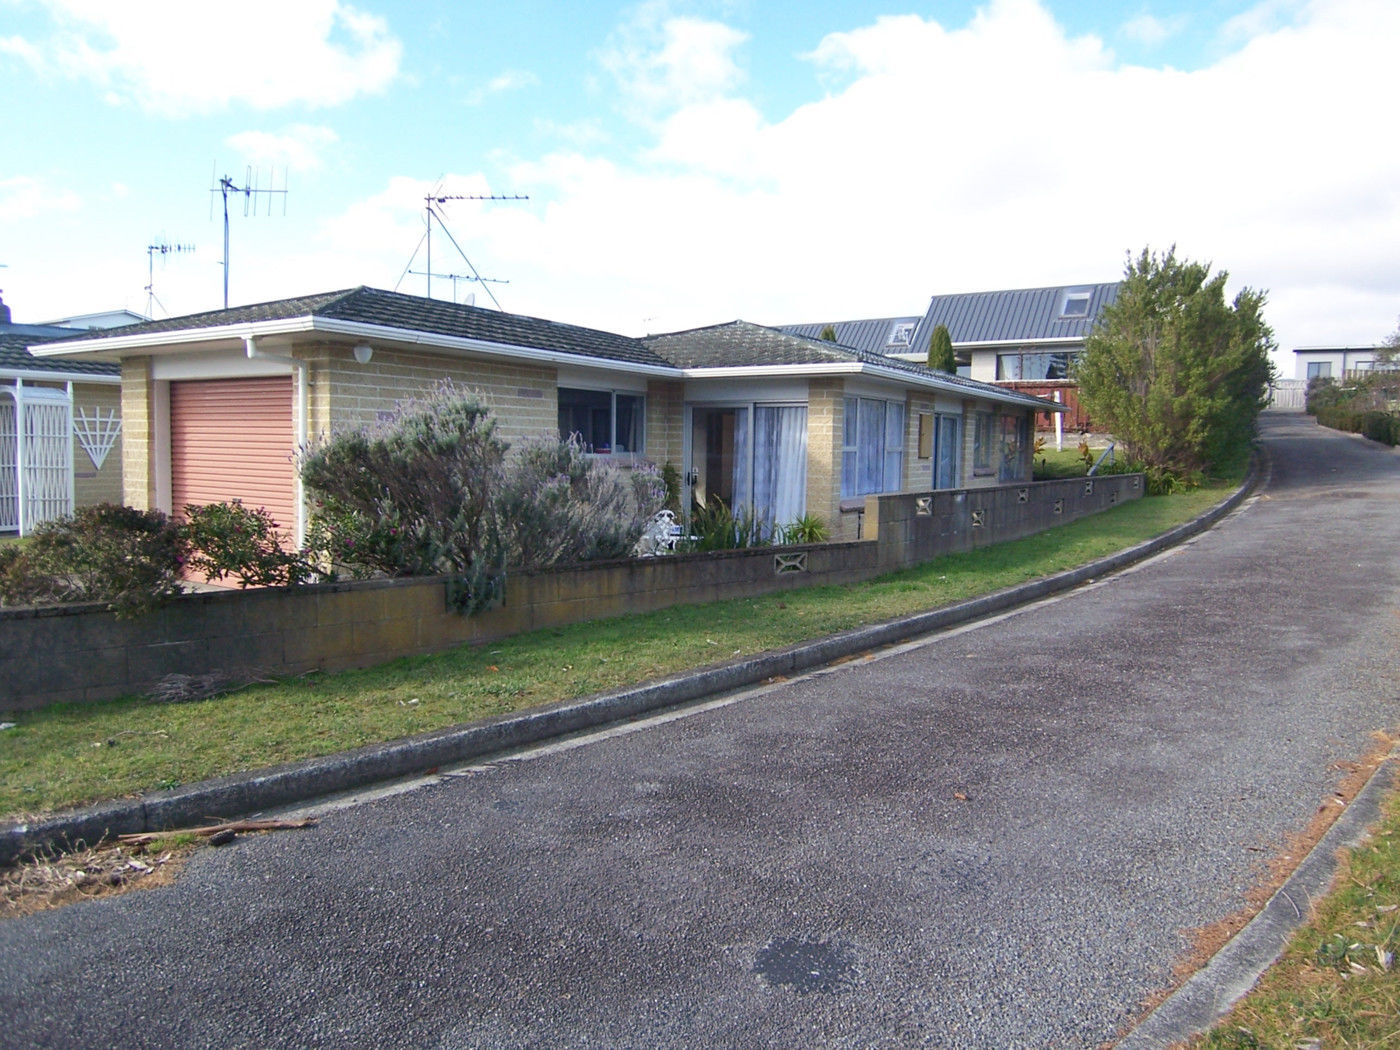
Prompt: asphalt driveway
<box><xmin>2</xmin><ymin>413</ymin><xmax>1398</xmax><ymax>1049</ymax></box>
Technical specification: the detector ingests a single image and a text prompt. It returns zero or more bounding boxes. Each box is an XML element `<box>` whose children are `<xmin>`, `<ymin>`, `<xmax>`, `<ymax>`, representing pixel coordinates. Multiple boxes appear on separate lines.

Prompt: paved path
<box><xmin>3</xmin><ymin>414</ymin><xmax>1398</xmax><ymax>1049</ymax></box>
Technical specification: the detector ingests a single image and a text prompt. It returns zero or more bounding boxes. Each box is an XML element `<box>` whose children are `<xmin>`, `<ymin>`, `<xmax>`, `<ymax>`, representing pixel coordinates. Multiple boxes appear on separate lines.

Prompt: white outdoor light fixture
<box><xmin>352</xmin><ymin>343</ymin><xmax>374</xmax><ymax>364</ymax></box>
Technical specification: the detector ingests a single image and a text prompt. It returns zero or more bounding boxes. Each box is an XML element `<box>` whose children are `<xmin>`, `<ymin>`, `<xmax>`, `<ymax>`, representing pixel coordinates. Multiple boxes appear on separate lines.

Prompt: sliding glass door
<box><xmin>685</xmin><ymin>403</ymin><xmax>807</xmax><ymax>538</ymax></box>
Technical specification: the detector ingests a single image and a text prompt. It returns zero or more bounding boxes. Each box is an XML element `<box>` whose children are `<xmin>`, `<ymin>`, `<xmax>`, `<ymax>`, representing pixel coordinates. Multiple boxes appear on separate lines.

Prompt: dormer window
<box><xmin>1060</xmin><ymin>290</ymin><xmax>1092</xmax><ymax>318</ymax></box>
<box><xmin>888</xmin><ymin>322</ymin><xmax>914</xmax><ymax>347</ymax></box>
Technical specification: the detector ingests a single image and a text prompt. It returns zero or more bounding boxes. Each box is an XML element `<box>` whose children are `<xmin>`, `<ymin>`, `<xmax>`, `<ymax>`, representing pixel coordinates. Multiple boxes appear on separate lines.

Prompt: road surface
<box><xmin>3</xmin><ymin>413</ymin><xmax>1398</xmax><ymax>1048</ymax></box>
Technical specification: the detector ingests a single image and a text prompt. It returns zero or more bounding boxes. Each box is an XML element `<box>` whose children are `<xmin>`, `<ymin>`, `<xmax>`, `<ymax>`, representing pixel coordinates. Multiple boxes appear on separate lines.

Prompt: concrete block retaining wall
<box><xmin>1</xmin><ymin>473</ymin><xmax>1141</xmax><ymax>712</ymax></box>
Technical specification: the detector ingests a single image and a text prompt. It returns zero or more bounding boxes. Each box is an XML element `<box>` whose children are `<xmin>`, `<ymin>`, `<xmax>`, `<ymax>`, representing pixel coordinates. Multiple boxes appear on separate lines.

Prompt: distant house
<box><xmin>1292</xmin><ymin>346</ymin><xmax>1396</xmax><ymax>381</ymax></box>
<box><xmin>779</xmin><ymin>316</ymin><xmax>923</xmax><ymax>358</ymax></box>
<box><xmin>778</xmin><ymin>284</ymin><xmax>1119</xmax><ymax>432</ymax></box>
<box><xmin>34</xmin><ymin>287</ymin><xmax>1060</xmax><ymax>545</ymax></box>
<box><xmin>899</xmin><ymin>283</ymin><xmax>1119</xmax><ymax>432</ymax></box>
<box><xmin>0</xmin><ymin>293</ymin><xmax>127</xmax><ymax>533</ymax></box>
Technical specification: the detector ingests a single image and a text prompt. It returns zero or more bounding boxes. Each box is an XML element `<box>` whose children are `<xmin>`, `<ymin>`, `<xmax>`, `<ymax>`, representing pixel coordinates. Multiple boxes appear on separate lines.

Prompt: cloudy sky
<box><xmin>2</xmin><ymin>0</ymin><xmax>1396</xmax><ymax>374</ymax></box>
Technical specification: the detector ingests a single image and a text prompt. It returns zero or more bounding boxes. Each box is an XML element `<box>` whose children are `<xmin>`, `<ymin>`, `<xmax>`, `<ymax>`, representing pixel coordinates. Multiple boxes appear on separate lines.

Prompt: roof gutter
<box><xmin>0</xmin><ymin>368</ymin><xmax>121</xmax><ymax>385</ymax></box>
<box><xmin>32</xmin><ymin>315</ymin><xmax>680</xmax><ymax>380</ymax></box>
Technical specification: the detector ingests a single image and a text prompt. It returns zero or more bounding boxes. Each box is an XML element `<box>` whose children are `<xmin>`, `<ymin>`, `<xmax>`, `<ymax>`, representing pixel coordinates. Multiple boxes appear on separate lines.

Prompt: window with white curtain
<box><xmin>751</xmin><ymin>405</ymin><xmax>807</xmax><ymax>537</ymax></box>
<box><xmin>841</xmin><ymin>396</ymin><xmax>905</xmax><ymax>499</ymax></box>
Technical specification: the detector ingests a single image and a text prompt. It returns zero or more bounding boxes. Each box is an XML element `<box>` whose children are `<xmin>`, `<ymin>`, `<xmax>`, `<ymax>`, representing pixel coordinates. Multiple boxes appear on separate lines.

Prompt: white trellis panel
<box><xmin>1</xmin><ymin>384</ymin><xmax>75</xmax><ymax>535</ymax></box>
<box><xmin>0</xmin><ymin>400</ymin><xmax>17</xmax><ymax>531</ymax></box>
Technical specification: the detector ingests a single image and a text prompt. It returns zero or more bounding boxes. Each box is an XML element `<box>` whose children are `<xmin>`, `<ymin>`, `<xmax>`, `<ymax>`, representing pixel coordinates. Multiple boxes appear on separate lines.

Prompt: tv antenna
<box><xmin>144</xmin><ymin>239</ymin><xmax>195</xmax><ymax>318</ymax></box>
<box><xmin>404</xmin><ymin>268</ymin><xmax>507</xmax><ymax>304</ymax></box>
<box><xmin>395</xmin><ymin>186</ymin><xmax>526</xmax><ymax>309</ymax></box>
<box><xmin>209</xmin><ymin>165</ymin><xmax>288</xmax><ymax>309</ymax></box>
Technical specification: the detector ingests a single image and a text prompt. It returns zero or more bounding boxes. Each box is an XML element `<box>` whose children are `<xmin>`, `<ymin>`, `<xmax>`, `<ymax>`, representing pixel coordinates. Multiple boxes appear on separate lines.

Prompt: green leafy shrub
<box><xmin>298</xmin><ymin>382</ymin><xmax>507</xmax><ymax>610</ymax></box>
<box><xmin>182</xmin><ymin>500</ymin><xmax>316</xmax><ymax>588</ymax></box>
<box><xmin>678</xmin><ymin>499</ymin><xmax>766</xmax><ymax>552</ymax></box>
<box><xmin>0</xmin><ymin>504</ymin><xmax>185</xmax><ymax>617</ymax></box>
<box><xmin>780</xmin><ymin>514</ymin><xmax>829</xmax><ymax>545</ymax></box>
<box><xmin>494</xmin><ymin>436</ymin><xmax>667</xmax><ymax>568</ymax></box>
<box><xmin>1314</xmin><ymin>404</ymin><xmax>1400</xmax><ymax>446</ymax></box>
<box><xmin>1141</xmin><ymin>464</ymin><xmax>1201</xmax><ymax>496</ymax></box>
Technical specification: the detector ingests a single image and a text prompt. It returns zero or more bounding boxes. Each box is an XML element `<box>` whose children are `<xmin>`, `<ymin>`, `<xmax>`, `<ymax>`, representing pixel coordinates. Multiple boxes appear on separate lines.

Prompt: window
<box><xmin>887</xmin><ymin>322</ymin><xmax>915</xmax><ymax>348</ymax></box>
<box><xmin>998</xmin><ymin>413</ymin><xmax>1028</xmax><ymax>482</ymax></box>
<box><xmin>996</xmin><ymin>351</ymin><xmax>1075</xmax><ymax>381</ymax></box>
<box><xmin>1058</xmin><ymin>288</ymin><xmax>1092</xmax><ymax>316</ymax></box>
<box><xmin>1060</xmin><ymin>290</ymin><xmax>1092</xmax><ymax>317</ymax></box>
<box><xmin>1305</xmin><ymin>361</ymin><xmax>1333</xmax><ymax>380</ymax></box>
<box><xmin>973</xmin><ymin>411</ymin><xmax>995</xmax><ymax>475</ymax></box>
<box><xmin>841</xmin><ymin>396</ymin><xmax>905</xmax><ymax>499</ymax></box>
<box><xmin>558</xmin><ymin>387</ymin><xmax>644</xmax><ymax>454</ymax></box>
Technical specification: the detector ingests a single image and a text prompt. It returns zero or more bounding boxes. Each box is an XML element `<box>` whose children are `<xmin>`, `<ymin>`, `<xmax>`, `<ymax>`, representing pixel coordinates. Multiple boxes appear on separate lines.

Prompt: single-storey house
<box><xmin>32</xmin><ymin>287</ymin><xmax>1059</xmax><ymax>544</ymax></box>
<box><xmin>1292</xmin><ymin>346</ymin><xmax>1396</xmax><ymax>381</ymax></box>
<box><xmin>0</xmin><ymin>294</ymin><xmax>125</xmax><ymax>533</ymax></box>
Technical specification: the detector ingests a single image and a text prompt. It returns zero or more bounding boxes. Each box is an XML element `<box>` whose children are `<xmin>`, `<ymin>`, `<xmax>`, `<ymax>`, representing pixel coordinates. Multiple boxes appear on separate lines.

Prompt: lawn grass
<box><xmin>0</xmin><ymin>481</ymin><xmax>1234</xmax><ymax>820</ymax></box>
<box><xmin>1191</xmin><ymin>786</ymin><xmax>1400</xmax><ymax>1050</ymax></box>
<box><xmin>1033</xmin><ymin>445</ymin><xmax>1094</xmax><ymax>479</ymax></box>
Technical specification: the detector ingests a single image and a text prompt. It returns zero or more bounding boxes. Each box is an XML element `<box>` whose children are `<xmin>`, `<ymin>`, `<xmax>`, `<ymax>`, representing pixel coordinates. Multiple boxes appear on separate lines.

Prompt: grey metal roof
<box><xmin>777</xmin><ymin>316</ymin><xmax>921</xmax><ymax>356</ymax></box>
<box><xmin>645</xmin><ymin>321</ymin><xmax>1059</xmax><ymax>410</ymax></box>
<box><xmin>0</xmin><ymin>333</ymin><xmax>120</xmax><ymax>377</ymax></box>
<box><xmin>908</xmin><ymin>282</ymin><xmax>1120</xmax><ymax>354</ymax></box>
<box><xmin>36</xmin><ymin>287</ymin><xmax>671</xmax><ymax>370</ymax></box>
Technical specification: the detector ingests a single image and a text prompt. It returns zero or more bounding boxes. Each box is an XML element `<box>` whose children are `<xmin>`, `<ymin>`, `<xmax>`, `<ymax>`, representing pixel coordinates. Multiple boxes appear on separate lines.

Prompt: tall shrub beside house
<box><xmin>299</xmin><ymin>382</ymin><xmax>508</xmax><ymax>609</ymax></box>
<box><xmin>1074</xmin><ymin>246</ymin><xmax>1275</xmax><ymax>477</ymax></box>
<box><xmin>495</xmin><ymin>436</ymin><xmax>666</xmax><ymax>568</ymax></box>
<box><xmin>299</xmin><ymin>384</ymin><xmax>669</xmax><ymax>609</ymax></box>
<box><xmin>927</xmin><ymin>324</ymin><xmax>956</xmax><ymax>373</ymax></box>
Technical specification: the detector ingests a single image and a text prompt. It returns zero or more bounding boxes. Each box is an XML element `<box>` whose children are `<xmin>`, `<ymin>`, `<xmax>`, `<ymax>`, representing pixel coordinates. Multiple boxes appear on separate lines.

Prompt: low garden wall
<box><xmin>1</xmin><ymin>473</ymin><xmax>1142</xmax><ymax>711</ymax></box>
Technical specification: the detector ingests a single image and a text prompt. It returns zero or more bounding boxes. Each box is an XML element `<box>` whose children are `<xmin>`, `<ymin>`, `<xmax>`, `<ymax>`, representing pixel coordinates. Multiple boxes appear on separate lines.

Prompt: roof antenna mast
<box><xmin>209</xmin><ymin>165</ymin><xmax>288</xmax><ymax>309</ymax></box>
<box><xmin>144</xmin><ymin>239</ymin><xmax>195</xmax><ymax>318</ymax></box>
<box><xmin>396</xmin><ymin>185</ymin><xmax>526</xmax><ymax>309</ymax></box>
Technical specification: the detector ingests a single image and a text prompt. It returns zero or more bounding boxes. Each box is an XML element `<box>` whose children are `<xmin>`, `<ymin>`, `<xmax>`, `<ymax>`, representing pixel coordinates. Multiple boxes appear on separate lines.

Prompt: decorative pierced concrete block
<box><xmin>774</xmin><ymin>552</ymin><xmax>807</xmax><ymax>575</ymax></box>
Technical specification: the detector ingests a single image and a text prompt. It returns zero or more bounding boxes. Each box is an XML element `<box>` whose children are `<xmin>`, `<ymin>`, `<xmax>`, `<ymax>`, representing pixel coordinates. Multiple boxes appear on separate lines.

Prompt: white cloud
<box><xmin>462</xmin><ymin>0</ymin><xmax>1399</xmax><ymax>355</ymax></box>
<box><xmin>1119</xmin><ymin>12</ymin><xmax>1187</xmax><ymax>46</ymax></box>
<box><xmin>463</xmin><ymin>69</ymin><xmax>539</xmax><ymax>107</ymax></box>
<box><xmin>1221</xmin><ymin>0</ymin><xmax>1309</xmax><ymax>42</ymax></box>
<box><xmin>598</xmin><ymin>2</ymin><xmax>749</xmax><ymax>115</ymax></box>
<box><xmin>10</xmin><ymin>0</ymin><xmax>401</xmax><ymax>116</ymax></box>
<box><xmin>227</xmin><ymin>125</ymin><xmax>340</xmax><ymax>173</ymax></box>
<box><xmin>0</xmin><ymin>175</ymin><xmax>81</xmax><ymax>222</ymax></box>
<box><xmin>25</xmin><ymin>0</ymin><xmax>1396</xmax><ymax>360</ymax></box>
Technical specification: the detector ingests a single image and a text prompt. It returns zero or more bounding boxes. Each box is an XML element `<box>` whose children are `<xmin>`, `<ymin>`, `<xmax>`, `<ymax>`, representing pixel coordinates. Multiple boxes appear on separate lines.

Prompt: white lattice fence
<box><xmin>1</xmin><ymin>385</ymin><xmax>74</xmax><ymax>534</ymax></box>
<box><xmin>0</xmin><ymin>400</ymin><xmax>17</xmax><ymax>531</ymax></box>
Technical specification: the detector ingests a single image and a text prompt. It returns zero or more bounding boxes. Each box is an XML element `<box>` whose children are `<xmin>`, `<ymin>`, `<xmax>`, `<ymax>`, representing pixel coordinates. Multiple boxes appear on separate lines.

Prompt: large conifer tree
<box><xmin>1074</xmin><ymin>247</ymin><xmax>1275</xmax><ymax>475</ymax></box>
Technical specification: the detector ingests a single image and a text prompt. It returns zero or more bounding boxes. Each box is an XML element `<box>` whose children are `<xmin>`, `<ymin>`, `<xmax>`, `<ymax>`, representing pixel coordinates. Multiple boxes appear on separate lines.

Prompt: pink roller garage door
<box><xmin>169</xmin><ymin>376</ymin><xmax>297</xmax><ymax>533</ymax></box>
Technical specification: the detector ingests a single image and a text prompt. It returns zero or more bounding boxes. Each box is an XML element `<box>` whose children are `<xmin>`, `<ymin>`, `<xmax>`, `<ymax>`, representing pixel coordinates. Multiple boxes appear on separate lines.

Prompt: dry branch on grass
<box><xmin>147</xmin><ymin>669</ymin><xmax>275</xmax><ymax>704</ymax></box>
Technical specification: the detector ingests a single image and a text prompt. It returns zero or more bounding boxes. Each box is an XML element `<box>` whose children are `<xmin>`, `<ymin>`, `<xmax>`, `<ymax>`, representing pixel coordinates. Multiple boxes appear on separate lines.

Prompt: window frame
<box><xmin>972</xmin><ymin>411</ymin><xmax>996</xmax><ymax>476</ymax></box>
<box><xmin>1060</xmin><ymin>290</ymin><xmax>1092</xmax><ymax>318</ymax></box>
<box><xmin>887</xmin><ymin>322</ymin><xmax>915</xmax><ymax>348</ymax></box>
<box><xmin>841</xmin><ymin>395</ymin><xmax>906</xmax><ymax>499</ymax></box>
<box><xmin>1305</xmin><ymin>361</ymin><xmax>1333</xmax><ymax>380</ymax></box>
<box><xmin>557</xmin><ymin>386</ymin><xmax>645</xmax><ymax>457</ymax></box>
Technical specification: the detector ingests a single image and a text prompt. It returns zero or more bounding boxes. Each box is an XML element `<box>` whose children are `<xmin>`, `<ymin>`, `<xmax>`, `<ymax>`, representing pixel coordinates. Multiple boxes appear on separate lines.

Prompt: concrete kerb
<box><xmin>0</xmin><ymin>456</ymin><xmax>1266</xmax><ymax>868</ymax></box>
<box><xmin>1116</xmin><ymin>749</ymin><xmax>1400</xmax><ymax>1049</ymax></box>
